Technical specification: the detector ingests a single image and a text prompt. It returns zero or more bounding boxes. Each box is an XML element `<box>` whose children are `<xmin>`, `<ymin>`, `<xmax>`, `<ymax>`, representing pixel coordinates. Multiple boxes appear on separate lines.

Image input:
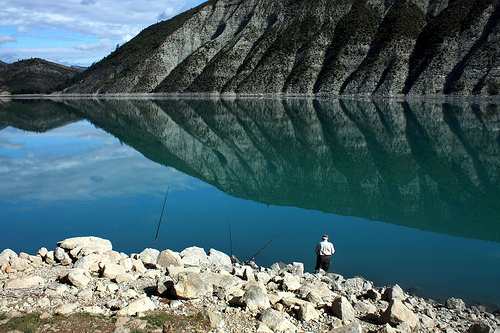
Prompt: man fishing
<box><xmin>314</xmin><ymin>234</ymin><xmax>335</xmax><ymax>274</ymax></box>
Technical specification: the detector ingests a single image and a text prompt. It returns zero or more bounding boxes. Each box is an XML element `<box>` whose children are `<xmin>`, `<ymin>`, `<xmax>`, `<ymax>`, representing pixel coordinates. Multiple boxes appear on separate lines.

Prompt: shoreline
<box><xmin>1</xmin><ymin>236</ymin><xmax>499</xmax><ymax>332</ymax></box>
<box><xmin>1</xmin><ymin>92</ymin><xmax>500</xmax><ymax>103</ymax></box>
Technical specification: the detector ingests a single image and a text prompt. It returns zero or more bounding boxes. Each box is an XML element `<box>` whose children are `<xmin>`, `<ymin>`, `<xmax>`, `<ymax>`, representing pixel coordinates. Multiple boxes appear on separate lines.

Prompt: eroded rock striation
<box><xmin>1</xmin><ymin>236</ymin><xmax>499</xmax><ymax>332</ymax></box>
<box><xmin>63</xmin><ymin>0</ymin><xmax>500</xmax><ymax>97</ymax></box>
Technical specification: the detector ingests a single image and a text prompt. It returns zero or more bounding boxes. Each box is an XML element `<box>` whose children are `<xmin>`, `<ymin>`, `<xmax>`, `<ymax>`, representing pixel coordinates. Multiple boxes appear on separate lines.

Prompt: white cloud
<box><xmin>0</xmin><ymin>0</ymin><xmax>204</xmax><ymax>65</ymax></box>
<box><xmin>0</xmin><ymin>35</ymin><xmax>17</xmax><ymax>45</ymax></box>
<box><xmin>0</xmin><ymin>138</ymin><xmax>25</xmax><ymax>150</ymax></box>
<box><xmin>0</xmin><ymin>122</ymin><xmax>195</xmax><ymax>202</ymax></box>
<box><xmin>74</xmin><ymin>38</ymin><xmax>111</xmax><ymax>51</ymax></box>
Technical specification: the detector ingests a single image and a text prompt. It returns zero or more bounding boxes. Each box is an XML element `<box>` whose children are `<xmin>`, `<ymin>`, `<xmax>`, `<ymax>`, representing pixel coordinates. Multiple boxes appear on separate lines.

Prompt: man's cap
<box><xmin>323</xmin><ymin>234</ymin><xmax>328</xmax><ymax>239</ymax></box>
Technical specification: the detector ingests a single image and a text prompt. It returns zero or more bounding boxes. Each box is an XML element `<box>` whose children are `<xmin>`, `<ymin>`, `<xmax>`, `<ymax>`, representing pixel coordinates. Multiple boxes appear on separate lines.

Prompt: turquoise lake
<box><xmin>0</xmin><ymin>98</ymin><xmax>499</xmax><ymax>311</ymax></box>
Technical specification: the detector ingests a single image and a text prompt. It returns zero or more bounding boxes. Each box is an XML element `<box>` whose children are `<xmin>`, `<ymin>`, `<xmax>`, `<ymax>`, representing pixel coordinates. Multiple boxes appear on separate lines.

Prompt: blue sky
<box><xmin>0</xmin><ymin>0</ymin><xmax>204</xmax><ymax>67</ymax></box>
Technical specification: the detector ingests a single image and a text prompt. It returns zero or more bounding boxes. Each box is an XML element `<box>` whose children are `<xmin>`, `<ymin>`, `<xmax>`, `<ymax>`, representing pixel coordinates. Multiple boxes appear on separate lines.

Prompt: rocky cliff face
<box><xmin>64</xmin><ymin>0</ymin><xmax>500</xmax><ymax>96</ymax></box>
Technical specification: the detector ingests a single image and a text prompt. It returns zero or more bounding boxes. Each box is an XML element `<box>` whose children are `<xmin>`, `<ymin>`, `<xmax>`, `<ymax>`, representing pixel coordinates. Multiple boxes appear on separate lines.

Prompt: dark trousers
<box><xmin>315</xmin><ymin>255</ymin><xmax>331</xmax><ymax>273</ymax></box>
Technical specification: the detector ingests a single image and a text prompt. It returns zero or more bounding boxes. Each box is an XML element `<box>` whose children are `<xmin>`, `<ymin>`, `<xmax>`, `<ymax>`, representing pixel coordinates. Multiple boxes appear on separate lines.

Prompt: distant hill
<box><xmin>63</xmin><ymin>0</ymin><xmax>500</xmax><ymax>96</ymax></box>
<box><xmin>0</xmin><ymin>60</ymin><xmax>7</xmax><ymax>68</ymax></box>
<box><xmin>0</xmin><ymin>58</ymin><xmax>82</xmax><ymax>95</ymax></box>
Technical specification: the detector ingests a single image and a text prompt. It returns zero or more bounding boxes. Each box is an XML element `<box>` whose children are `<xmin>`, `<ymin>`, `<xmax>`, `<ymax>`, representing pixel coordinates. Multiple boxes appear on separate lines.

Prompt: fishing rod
<box><xmin>153</xmin><ymin>181</ymin><xmax>171</xmax><ymax>248</ymax></box>
<box><xmin>228</xmin><ymin>219</ymin><xmax>233</xmax><ymax>257</ymax></box>
<box><xmin>247</xmin><ymin>229</ymin><xmax>284</xmax><ymax>263</ymax></box>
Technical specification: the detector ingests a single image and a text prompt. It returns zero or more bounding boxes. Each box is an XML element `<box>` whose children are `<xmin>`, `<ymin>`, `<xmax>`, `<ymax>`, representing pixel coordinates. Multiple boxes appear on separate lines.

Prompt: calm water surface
<box><xmin>0</xmin><ymin>98</ymin><xmax>499</xmax><ymax>310</ymax></box>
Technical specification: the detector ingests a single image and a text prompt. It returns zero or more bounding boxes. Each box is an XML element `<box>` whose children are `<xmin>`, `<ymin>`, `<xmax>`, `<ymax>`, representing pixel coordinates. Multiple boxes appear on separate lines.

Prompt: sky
<box><xmin>0</xmin><ymin>0</ymin><xmax>204</xmax><ymax>67</ymax></box>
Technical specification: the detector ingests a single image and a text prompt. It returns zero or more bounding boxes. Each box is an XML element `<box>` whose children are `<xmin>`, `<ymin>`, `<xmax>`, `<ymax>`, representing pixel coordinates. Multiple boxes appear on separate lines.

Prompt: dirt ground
<box><xmin>0</xmin><ymin>311</ymin><xmax>212</xmax><ymax>333</ymax></box>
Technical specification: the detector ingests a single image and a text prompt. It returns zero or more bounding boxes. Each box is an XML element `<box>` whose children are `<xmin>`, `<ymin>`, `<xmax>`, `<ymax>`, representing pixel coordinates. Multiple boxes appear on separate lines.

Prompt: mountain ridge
<box><xmin>63</xmin><ymin>0</ymin><xmax>500</xmax><ymax>96</ymax></box>
<box><xmin>0</xmin><ymin>58</ymin><xmax>82</xmax><ymax>95</ymax></box>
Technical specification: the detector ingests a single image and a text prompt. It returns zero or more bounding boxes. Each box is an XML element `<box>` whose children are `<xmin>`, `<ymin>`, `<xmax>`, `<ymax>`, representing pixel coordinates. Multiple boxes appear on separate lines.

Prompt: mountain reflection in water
<box><xmin>9</xmin><ymin>97</ymin><xmax>496</xmax><ymax>243</ymax></box>
<box><xmin>1</xmin><ymin>97</ymin><xmax>499</xmax><ymax>309</ymax></box>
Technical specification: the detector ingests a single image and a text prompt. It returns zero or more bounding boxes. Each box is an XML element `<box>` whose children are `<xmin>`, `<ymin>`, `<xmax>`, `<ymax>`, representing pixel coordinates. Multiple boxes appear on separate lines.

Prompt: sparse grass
<box><xmin>1</xmin><ymin>313</ymin><xmax>47</xmax><ymax>333</ymax></box>
<box><xmin>142</xmin><ymin>311</ymin><xmax>209</xmax><ymax>331</ymax></box>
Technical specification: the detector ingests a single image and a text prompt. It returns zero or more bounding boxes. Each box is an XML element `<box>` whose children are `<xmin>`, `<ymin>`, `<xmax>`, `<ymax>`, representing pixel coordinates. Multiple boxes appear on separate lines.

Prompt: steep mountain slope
<box><xmin>64</xmin><ymin>0</ymin><xmax>500</xmax><ymax>96</ymax></box>
<box><xmin>0</xmin><ymin>60</ymin><xmax>7</xmax><ymax>68</ymax></box>
<box><xmin>0</xmin><ymin>58</ymin><xmax>82</xmax><ymax>94</ymax></box>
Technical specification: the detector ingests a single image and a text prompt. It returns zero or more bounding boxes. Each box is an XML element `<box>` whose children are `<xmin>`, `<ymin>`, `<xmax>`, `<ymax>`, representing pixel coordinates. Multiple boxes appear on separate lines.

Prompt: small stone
<box><xmin>54</xmin><ymin>302</ymin><xmax>79</xmax><ymax>315</ymax></box>
<box><xmin>119</xmin><ymin>258</ymin><xmax>134</xmax><ymax>271</ymax></box>
<box><xmin>107</xmin><ymin>283</ymin><xmax>119</xmax><ymax>293</ymax></box>
<box><xmin>331</xmin><ymin>296</ymin><xmax>355</xmax><ymax>322</ymax></box>
<box><xmin>329</xmin><ymin>322</ymin><xmax>363</xmax><ymax>332</ymax></box>
<box><xmin>260</xmin><ymin>308</ymin><xmax>297</xmax><ymax>332</ymax></box>
<box><xmin>83</xmin><ymin>306</ymin><xmax>104</xmax><ymax>315</ymax></box>
<box><xmin>117</xmin><ymin>297</ymin><xmax>156</xmax><ymax>316</ymax></box>
<box><xmin>54</xmin><ymin>247</ymin><xmax>66</xmax><ymax>261</ymax></box>
<box><xmin>446</xmin><ymin>297</ymin><xmax>466</xmax><ymax>311</ymax></box>
<box><xmin>39</xmin><ymin>312</ymin><xmax>52</xmax><ymax>320</ymax></box>
<box><xmin>169</xmin><ymin>300</ymin><xmax>182</xmax><ymax>309</ymax></box>
<box><xmin>38</xmin><ymin>298</ymin><xmax>51</xmax><ymax>308</ymax></box>
<box><xmin>257</xmin><ymin>323</ymin><xmax>273</xmax><ymax>332</ymax></box>
<box><xmin>115</xmin><ymin>273</ymin><xmax>135</xmax><ymax>283</ymax></box>
<box><xmin>298</xmin><ymin>302</ymin><xmax>320</xmax><ymax>321</ymax></box>
<box><xmin>37</xmin><ymin>247</ymin><xmax>48</xmax><ymax>257</ymax></box>
<box><xmin>78</xmin><ymin>288</ymin><xmax>93</xmax><ymax>300</ymax></box>
<box><xmin>198</xmin><ymin>309</ymin><xmax>224</xmax><ymax>328</ymax></box>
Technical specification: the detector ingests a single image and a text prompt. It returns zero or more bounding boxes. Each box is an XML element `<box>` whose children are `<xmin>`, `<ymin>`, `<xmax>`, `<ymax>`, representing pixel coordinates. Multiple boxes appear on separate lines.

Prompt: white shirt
<box><xmin>316</xmin><ymin>240</ymin><xmax>335</xmax><ymax>256</ymax></box>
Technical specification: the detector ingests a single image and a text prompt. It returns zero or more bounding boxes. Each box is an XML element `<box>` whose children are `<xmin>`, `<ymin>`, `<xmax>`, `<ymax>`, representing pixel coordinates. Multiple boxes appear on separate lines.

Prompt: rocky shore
<box><xmin>0</xmin><ymin>237</ymin><xmax>499</xmax><ymax>333</ymax></box>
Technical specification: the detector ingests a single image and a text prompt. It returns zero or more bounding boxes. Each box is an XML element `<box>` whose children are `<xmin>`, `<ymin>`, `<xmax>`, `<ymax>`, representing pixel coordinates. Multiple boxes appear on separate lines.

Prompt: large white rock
<box><xmin>381</xmin><ymin>299</ymin><xmax>419</xmax><ymax>330</ymax></box>
<box><xmin>132</xmin><ymin>259</ymin><xmax>146</xmax><ymax>273</ymax></box>
<box><xmin>282</xmin><ymin>273</ymin><xmax>302</xmax><ymax>291</ymax></box>
<box><xmin>332</xmin><ymin>296</ymin><xmax>356</xmax><ymax>322</ymax></box>
<box><xmin>9</xmin><ymin>257</ymin><xmax>29</xmax><ymax>271</ymax></box>
<box><xmin>241</xmin><ymin>285</ymin><xmax>271</xmax><ymax>311</ymax></box>
<box><xmin>198</xmin><ymin>308</ymin><xmax>225</xmax><ymax>328</ymax></box>
<box><xmin>208</xmin><ymin>248</ymin><xmax>231</xmax><ymax>270</ymax></box>
<box><xmin>172</xmin><ymin>272</ymin><xmax>212</xmax><ymax>299</ymax></box>
<box><xmin>180</xmin><ymin>246</ymin><xmax>208</xmax><ymax>267</ymax></box>
<box><xmin>298</xmin><ymin>302</ymin><xmax>320</xmax><ymax>321</ymax></box>
<box><xmin>139</xmin><ymin>248</ymin><xmax>160</xmax><ymax>266</ymax></box>
<box><xmin>4</xmin><ymin>276</ymin><xmax>44</xmax><ymax>289</ymax></box>
<box><xmin>54</xmin><ymin>302</ymin><xmax>79</xmax><ymax>315</ymax></box>
<box><xmin>102</xmin><ymin>263</ymin><xmax>127</xmax><ymax>280</ymax></box>
<box><xmin>0</xmin><ymin>249</ymin><xmax>17</xmax><ymax>260</ymax></box>
<box><xmin>117</xmin><ymin>297</ymin><xmax>156</xmax><ymax>316</ymax></box>
<box><xmin>57</xmin><ymin>236</ymin><xmax>112</xmax><ymax>255</ymax></box>
<box><xmin>167</xmin><ymin>266</ymin><xmax>200</xmax><ymax>279</ymax></box>
<box><xmin>67</xmin><ymin>268</ymin><xmax>90</xmax><ymax>288</ymax></box>
<box><xmin>260</xmin><ymin>308</ymin><xmax>297</xmax><ymax>332</ymax></box>
<box><xmin>157</xmin><ymin>249</ymin><xmax>183</xmax><ymax>268</ymax></box>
